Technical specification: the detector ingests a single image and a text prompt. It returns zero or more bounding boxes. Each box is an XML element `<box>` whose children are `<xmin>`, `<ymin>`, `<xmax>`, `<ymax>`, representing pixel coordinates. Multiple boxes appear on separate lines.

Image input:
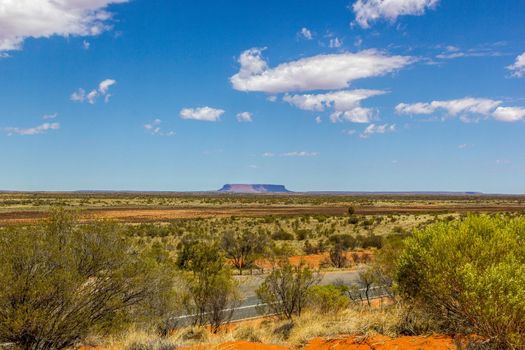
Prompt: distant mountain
<box><xmin>218</xmin><ymin>184</ymin><xmax>291</xmax><ymax>193</ymax></box>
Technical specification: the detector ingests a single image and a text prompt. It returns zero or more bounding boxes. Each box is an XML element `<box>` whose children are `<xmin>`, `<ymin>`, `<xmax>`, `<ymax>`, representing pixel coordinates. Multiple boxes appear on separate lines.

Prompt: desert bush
<box><xmin>0</xmin><ymin>209</ymin><xmax>175</xmax><ymax>350</ymax></box>
<box><xmin>306</xmin><ymin>285</ymin><xmax>349</xmax><ymax>313</ymax></box>
<box><xmin>271</xmin><ymin>230</ymin><xmax>295</xmax><ymax>241</ymax></box>
<box><xmin>396</xmin><ymin>215</ymin><xmax>525</xmax><ymax>349</ymax></box>
<box><xmin>220</xmin><ymin>230</ymin><xmax>269</xmax><ymax>274</ymax></box>
<box><xmin>328</xmin><ymin>243</ymin><xmax>348</xmax><ymax>268</ymax></box>
<box><xmin>178</xmin><ymin>239</ymin><xmax>240</xmax><ymax>333</ymax></box>
<box><xmin>328</xmin><ymin>234</ymin><xmax>356</xmax><ymax>250</ymax></box>
<box><xmin>358</xmin><ymin>234</ymin><xmax>383</xmax><ymax>249</ymax></box>
<box><xmin>256</xmin><ymin>262</ymin><xmax>320</xmax><ymax>320</ymax></box>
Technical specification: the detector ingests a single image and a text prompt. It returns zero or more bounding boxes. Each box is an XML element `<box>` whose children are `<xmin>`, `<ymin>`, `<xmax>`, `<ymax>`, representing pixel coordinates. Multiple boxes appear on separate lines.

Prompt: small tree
<box><xmin>221</xmin><ymin>230</ymin><xmax>269</xmax><ymax>274</ymax></box>
<box><xmin>329</xmin><ymin>243</ymin><xmax>348</xmax><ymax>268</ymax></box>
<box><xmin>179</xmin><ymin>239</ymin><xmax>240</xmax><ymax>332</ymax></box>
<box><xmin>256</xmin><ymin>262</ymin><xmax>320</xmax><ymax>320</ymax></box>
<box><xmin>358</xmin><ymin>267</ymin><xmax>376</xmax><ymax>306</ymax></box>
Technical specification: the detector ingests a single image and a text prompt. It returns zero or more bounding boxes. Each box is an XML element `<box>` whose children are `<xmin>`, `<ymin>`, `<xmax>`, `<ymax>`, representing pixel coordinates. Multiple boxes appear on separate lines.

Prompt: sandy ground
<box><xmin>180</xmin><ymin>335</ymin><xmax>458</xmax><ymax>349</ymax></box>
<box><xmin>2</xmin><ymin>203</ymin><xmax>525</xmax><ymax>225</ymax></box>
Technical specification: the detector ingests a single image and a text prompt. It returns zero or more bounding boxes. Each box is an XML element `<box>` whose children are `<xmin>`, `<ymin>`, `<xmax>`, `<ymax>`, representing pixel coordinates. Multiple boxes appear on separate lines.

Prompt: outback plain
<box><xmin>1</xmin><ymin>192</ymin><xmax>524</xmax><ymax>349</ymax></box>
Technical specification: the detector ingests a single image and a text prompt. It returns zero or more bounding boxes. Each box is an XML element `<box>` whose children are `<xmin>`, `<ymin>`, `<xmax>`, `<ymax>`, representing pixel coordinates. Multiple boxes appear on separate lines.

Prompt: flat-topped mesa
<box><xmin>218</xmin><ymin>184</ymin><xmax>291</xmax><ymax>193</ymax></box>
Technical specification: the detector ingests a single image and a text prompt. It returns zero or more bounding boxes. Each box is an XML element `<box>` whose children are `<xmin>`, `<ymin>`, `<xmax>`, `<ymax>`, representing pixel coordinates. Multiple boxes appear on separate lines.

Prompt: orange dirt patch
<box><xmin>303</xmin><ymin>335</ymin><xmax>457</xmax><ymax>350</ymax></box>
<box><xmin>256</xmin><ymin>251</ymin><xmax>373</xmax><ymax>270</ymax></box>
<box><xmin>180</xmin><ymin>340</ymin><xmax>291</xmax><ymax>350</ymax></box>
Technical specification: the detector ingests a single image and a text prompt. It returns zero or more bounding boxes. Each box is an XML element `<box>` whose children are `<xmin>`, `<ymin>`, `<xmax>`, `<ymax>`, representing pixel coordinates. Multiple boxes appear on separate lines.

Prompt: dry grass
<box><xmin>108</xmin><ymin>303</ymin><xmax>410</xmax><ymax>350</ymax></box>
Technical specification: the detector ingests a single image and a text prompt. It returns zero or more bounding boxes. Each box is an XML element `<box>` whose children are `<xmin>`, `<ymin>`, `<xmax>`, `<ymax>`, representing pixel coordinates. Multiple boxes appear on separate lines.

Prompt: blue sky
<box><xmin>1</xmin><ymin>0</ymin><xmax>524</xmax><ymax>192</ymax></box>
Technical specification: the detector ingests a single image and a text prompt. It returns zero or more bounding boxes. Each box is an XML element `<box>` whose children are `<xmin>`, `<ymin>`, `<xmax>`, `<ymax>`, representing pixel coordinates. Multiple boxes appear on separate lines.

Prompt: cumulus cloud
<box><xmin>143</xmin><ymin>118</ymin><xmax>175</xmax><ymax>136</ymax></box>
<box><xmin>283</xmin><ymin>89</ymin><xmax>385</xmax><ymax>123</ymax></box>
<box><xmin>492</xmin><ymin>107</ymin><xmax>525</xmax><ymax>122</ymax></box>
<box><xmin>507</xmin><ymin>52</ymin><xmax>525</xmax><ymax>78</ymax></box>
<box><xmin>396</xmin><ymin>97</ymin><xmax>525</xmax><ymax>122</ymax></box>
<box><xmin>70</xmin><ymin>78</ymin><xmax>116</xmax><ymax>104</ymax></box>
<box><xmin>353</xmin><ymin>0</ymin><xmax>439</xmax><ymax>28</ymax></box>
<box><xmin>230</xmin><ymin>48</ymin><xmax>413</xmax><ymax>94</ymax></box>
<box><xmin>299</xmin><ymin>27</ymin><xmax>313</xmax><ymax>40</ymax></box>
<box><xmin>330</xmin><ymin>107</ymin><xmax>378</xmax><ymax>123</ymax></box>
<box><xmin>236</xmin><ymin>112</ymin><xmax>253</xmax><ymax>122</ymax></box>
<box><xmin>180</xmin><ymin>107</ymin><xmax>225</xmax><ymax>122</ymax></box>
<box><xmin>0</xmin><ymin>0</ymin><xmax>128</xmax><ymax>52</ymax></box>
<box><xmin>360</xmin><ymin>123</ymin><xmax>396</xmax><ymax>138</ymax></box>
<box><xmin>4</xmin><ymin>122</ymin><xmax>60</xmax><ymax>136</ymax></box>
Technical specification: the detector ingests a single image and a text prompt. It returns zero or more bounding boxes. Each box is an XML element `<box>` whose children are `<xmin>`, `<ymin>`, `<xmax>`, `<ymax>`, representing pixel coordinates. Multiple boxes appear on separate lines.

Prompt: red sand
<box><xmin>180</xmin><ymin>335</ymin><xmax>457</xmax><ymax>350</ymax></box>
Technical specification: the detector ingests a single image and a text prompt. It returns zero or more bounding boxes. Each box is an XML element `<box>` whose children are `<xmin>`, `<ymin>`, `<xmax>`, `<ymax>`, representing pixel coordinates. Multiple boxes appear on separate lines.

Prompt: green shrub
<box><xmin>272</xmin><ymin>230</ymin><xmax>295</xmax><ymax>241</ymax></box>
<box><xmin>0</xmin><ymin>209</ymin><xmax>175</xmax><ymax>350</ymax></box>
<box><xmin>328</xmin><ymin>234</ymin><xmax>356</xmax><ymax>250</ymax></box>
<box><xmin>306</xmin><ymin>285</ymin><xmax>349</xmax><ymax>313</ymax></box>
<box><xmin>256</xmin><ymin>262</ymin><xmax>320</xmax><ymax>319</ymax></box>
<box><xmin>396</xmin><ymin>215</ymin><xmax>525</xmax><ymax>349</ymax></box>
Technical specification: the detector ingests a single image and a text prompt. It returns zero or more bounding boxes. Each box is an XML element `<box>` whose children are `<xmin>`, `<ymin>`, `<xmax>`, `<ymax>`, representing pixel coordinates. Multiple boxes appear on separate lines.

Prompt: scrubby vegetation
<box><xmin>0</xmin><ymin>210</ymin><xmax>176</xmax><ymax>350</ymax></box>
<box><xmin>396</xmin><ymin>215</ymin><xmax>525</xmax><ymax>349</ymax></box>
<box><xmin>1</xmin><ymin>203</ymin><xmax>524</xmax><ymax>350</ymax></box>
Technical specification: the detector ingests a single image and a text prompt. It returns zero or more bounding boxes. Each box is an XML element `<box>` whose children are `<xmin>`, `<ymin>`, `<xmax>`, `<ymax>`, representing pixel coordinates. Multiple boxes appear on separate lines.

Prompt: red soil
<box><xmin>180</xmin><ymin>335</ymin><xmax>457</xmax><ymax>350</ymax></box>
<box><xmin>255</xmin><ymin>251</ymin><xmax>373</xmax><ymax>270</ymax></box>
<box><xmin>303</xmin><ymin>335</ymin><xmax>457</xmax><ymax>350</ymax></box>
<box><xmin>180</xmin><ymin>341</ymin><xmax>291</xmax><ymax>350</ymax></box>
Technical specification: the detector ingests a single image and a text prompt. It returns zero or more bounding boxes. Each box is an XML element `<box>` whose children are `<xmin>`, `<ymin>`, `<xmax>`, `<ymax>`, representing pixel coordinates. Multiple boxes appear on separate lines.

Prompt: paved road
<box><xmin>172</xmin><ymin>269</ymin><xmax>389</xmax><ymax>326</ymax></box>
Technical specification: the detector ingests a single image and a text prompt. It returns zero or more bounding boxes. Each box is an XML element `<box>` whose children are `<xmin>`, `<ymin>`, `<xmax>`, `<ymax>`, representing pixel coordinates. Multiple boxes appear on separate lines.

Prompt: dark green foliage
<box><xmin>328</xmin><ymin>234</ymin><xmax>357</xmax><ymax>250</ymax></box>
<box><xmin>271</xmin><ymin>230</ymin><xmax>295</xmax><ymax>241</ymax></box>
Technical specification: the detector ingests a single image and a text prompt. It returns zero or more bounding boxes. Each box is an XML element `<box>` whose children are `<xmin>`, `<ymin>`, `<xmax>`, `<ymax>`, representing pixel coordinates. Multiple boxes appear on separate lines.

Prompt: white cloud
<box><xmin>42</xmin><ymin>113</ymin><xmax>58</xmax><ymax>120</ymax></box>
<box><xmin>315</xmin><ymin>116</ymin><xmax>322</xmax><ymax>124</ymax></box>
<box><xmin>4</xmin><ymin>122</ymin><xmax>60</xmax><ymax>136</ymax></box>
<box><xmin>329</xmin><ymin>37</ymin><xmax>343</xmax><ymax>48</ymax></box>
<box><xmin>492</xmin><ymin>107</ymin><xmax>525</xmax><ymax>122</ymax></box>
<box><xmin>360</xmin><ymin>123</ymin><xmax>396</xmax><ymax>138</ymax></box>
<box><xmin>507</xmin><ymin>52</ymin><xmax>525</xmax><ymax>78</ymax></box>
<box><xmin>143</xmin><ymin>118</ymin><xmax>175</xmax><ymax>136</ymax></box>
<box><xmin>0</xmin><ymin>0</ymin><xmax>128</xmax><ymax>52</ymax></box>
<box><xmin>180</xmin><ymin>107</ymin><xmax>225</xmax><ymax>122</ymax></box>
<box><xmin>283</xmin><ymin>89</ymin><xmax>384</xmax><ymax>112</ymax></box>
<box><xmin>82</xmin><ymin>40</ymin><xmax>91</xmax><ymax>50</ymax></box>
<box><xmin>281</xmin><ymin>151</ymin><xmax>319</xmax><ymax>157</ymax></box>
<box><xmin>300</xmin><ymin>27</ymin><xmax>313</xmax><ymax>40</ymax></box>
<box><xmin>353</xmin><ymin>0</ymin><xmax>439</xmax><ymax>28</ymax></box>
<box><xmin>98</xmin><ymin>79</ymin><xmax>116</xmax><ymax>94</ymax></box>
<box><xmin>262</xmin><ymin>151</ymin><xmax>319</xmax><ymax>157</ymax></box>
<box><xmin>396</xmin><ymin>97</ymin><xmax>525</xmax><ymax>123</ymax></box>
<box><xmin>396</xmin><ymin>98</ymin><xmax>501</xmax><ymax>116</ymax></box>
<box><xmin>236</xmin><ymin>112</ymin><xmax>253</xmax><ymax>122</ymax></box>
<box><xmin>70</xmin><ymin>78</ymin><xmax>116</xmax><ymax>104</ymax></box>
<box><xmin>330</xmin><ymin>107</ymin><xmax>378</xmax><ymax>123</ymax></box>
<box><xmin>230</xmin><ymin>48</ymin><xmax>413</xmax><ymax>94</ymax></box>
<box><xmin>284</xmin><ymin>89</ymin><xmax>385</xmax><ymax>124</ymax></box>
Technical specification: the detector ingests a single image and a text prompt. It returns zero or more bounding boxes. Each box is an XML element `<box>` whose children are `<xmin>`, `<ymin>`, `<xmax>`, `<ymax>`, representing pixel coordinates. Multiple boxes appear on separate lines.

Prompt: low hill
<box><xmin>218</xmin><ymin>184</ymin><xmax>291</xmax><ymax>193</ymax></box>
